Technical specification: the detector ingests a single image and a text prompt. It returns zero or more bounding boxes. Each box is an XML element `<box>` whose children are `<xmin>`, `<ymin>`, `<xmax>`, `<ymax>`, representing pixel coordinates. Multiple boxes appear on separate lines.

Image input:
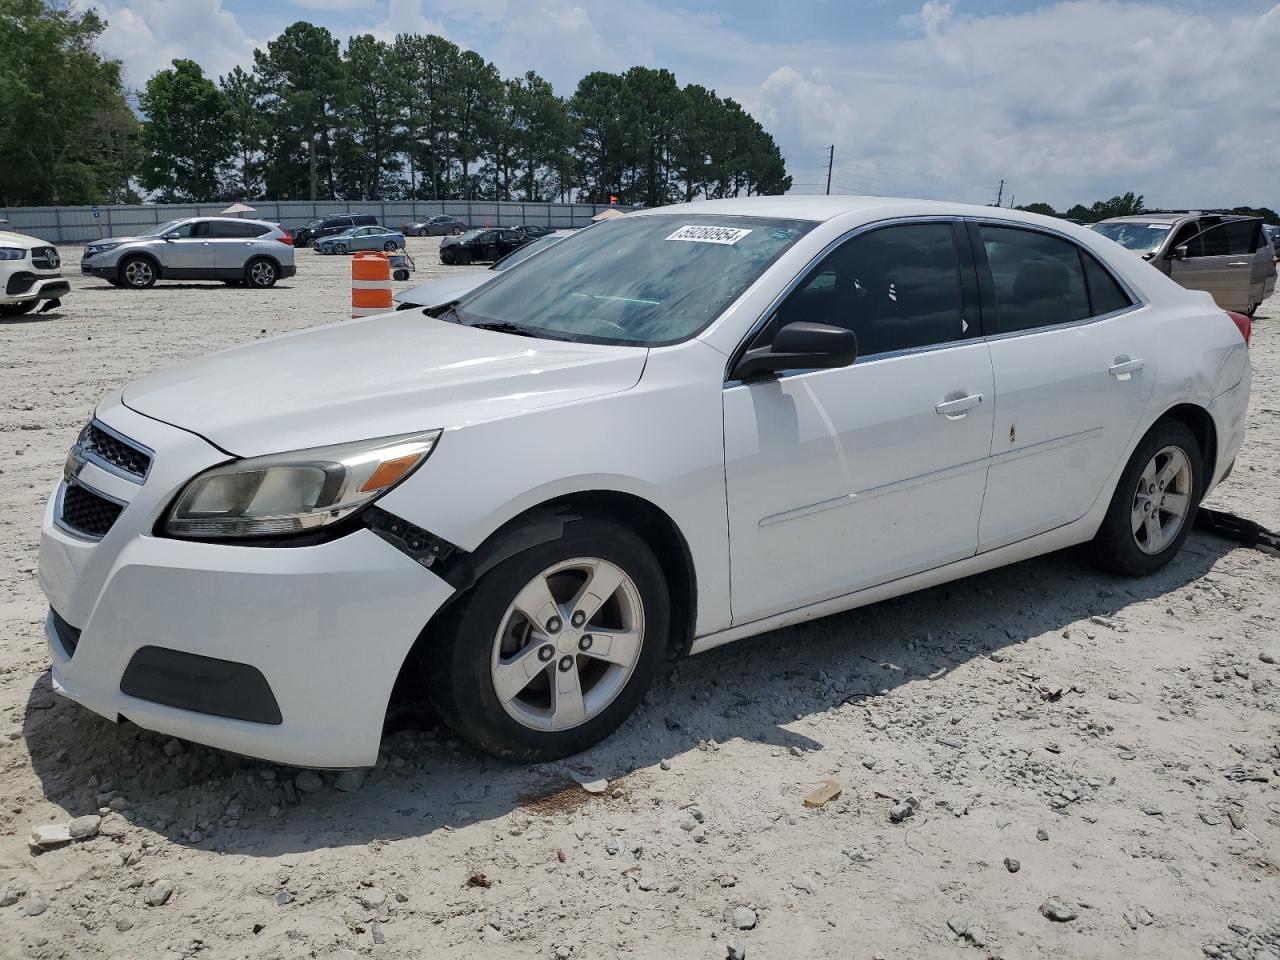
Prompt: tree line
<box><xmin>0</xmin><ymin>2</ymin><xmax>791</xmax><ymax>207</ymax></box>
<box><xmin>1017</xmin><ymin>193</ymin><xmax>1279</xmax><ymax>224</ymax></box>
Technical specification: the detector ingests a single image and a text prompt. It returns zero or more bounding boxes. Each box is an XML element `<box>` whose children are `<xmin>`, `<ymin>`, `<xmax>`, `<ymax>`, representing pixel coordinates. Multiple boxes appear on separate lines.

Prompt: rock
<box><xmin>1004</xmin><ymin>857</ymin><xmax>1021</xmax><ymax>873</ymax></box>
<box><xmin>606</xmin><ymin>837</ymin><xmax>624</xmax><ymax>856</ymax></box>
<box><xmin>162</xmin><ymin>738</ymin><xmax>184</xmax><ymax>757</ymax></box>
<box><xmin>68</xmin><ymin>815</ymin><xmax>101</xmax><ymax>840</ymax></box>
<box><xmin>860</xmin><ymin>756</ymin><xmax>877</xmax><ymax>770</ymax></box>
<box><xmin>1039</xmin><ymin>899</ymin><xmax>1077</xmax><ymax>922</ymax></box>
<box><xmin>357</xmin><ymin>887</ymin><xmax>387</xmax><ymax>910</ymax></box>
<box><xmin>115</xmin><ymin>917</ymin><xmax>134</xmax><ymax>932</ymax></box>
<box><xmin>576</xmin><ymin>777</ymin><xmax>608</xmax><ymax>794</ymax></box>
<box><xmin>967</xmin><ymin>925</ymin><xmax>987</xmax><ymax>948</ymax></box>
<box><xmin>659</xmin><ymin>759</ymin><xmax>671</xmax><ymax>771</ymax></box>
<box><xmin>889</xmin><ymin>802</ymin><xmax>915</xmax><ymax>823</ymax></box>
<box><xmin>802</xmin><ymin>779</ymin><xmax>842</xmax><ymax>808</ymax></box>
<box><xmin>637</xmin><ymin>876</ymin><xmax>656</xmax><ymax>891</ymax></box>
<box><xmin>1</xmin><ymin>881</ymin><xmax>29</xmax><ymax>906</ymax></box>
<box><xmin>1260</xmin><ymin>652</ymin><xmax>1276</xmax><ymax>665</ymax></box>
<box><xmin>732</xmin><ymin>906</ymin><xmax>757</xmax><ymax>930</ymax></box>
<box><xmin>146</xmin><ymin>879</ymin><xmax>174</xmax><ymax>907</ymax></box>
<box><xmin>24</xmin><ymin>897</ymin><xmax>47</xmax><ymax>916</ymax></box>
<box><xmin>726</xmin><ymin>944</ymin><xmax>747</xmax><ymax>960</ymax></box>
<box><xmin>948</xmin><ymin>918</ymin><xmax>969</xmax><ymax>936</ymax></box>
<box><xmin>295</xmin><ymin>771</ymin><xmax>323</xmax><ymax>794</ymax></box>
<box><xmin>333</xmin><ymin>769</ymin><xmax>365</xmax><ymax>793</ymax></box>
<box><xmin>1036</xmin><ymin>827</ymin><xmax>1049</xmax><ymax>841</ymax></box>
<box><xmin>1142</xmin><ymin>806</ymin><xmax>1164</xmax><ymax>817</ymax></box>
<box><xmin>30</xmin><ymin>824</ymin><xmax>71</xmax><ymax>850</ymax></box>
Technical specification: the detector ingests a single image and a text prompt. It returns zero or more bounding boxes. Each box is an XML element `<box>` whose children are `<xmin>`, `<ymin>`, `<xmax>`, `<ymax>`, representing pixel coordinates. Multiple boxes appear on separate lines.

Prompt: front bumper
<box><xmin>81</xmin><ymin>260</ymin><xmax>116</xmax><ymax>279</ymax></box>
<box><xmin>38</xmin><ymin>402</ymin><xmax>454</xmax><ymax>767</ymax></box>
<box><xmin>3</xmin><ymin>273</ymin><xmax>69</xmax><ymax>303</ymax></box>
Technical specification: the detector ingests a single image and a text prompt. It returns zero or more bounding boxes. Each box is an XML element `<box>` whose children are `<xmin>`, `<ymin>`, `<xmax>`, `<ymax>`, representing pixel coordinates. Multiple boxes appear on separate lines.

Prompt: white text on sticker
<box><xmin>666</xmin><ymin>225</ymin><xmax>753</xmax><ymax>245</ymax></box>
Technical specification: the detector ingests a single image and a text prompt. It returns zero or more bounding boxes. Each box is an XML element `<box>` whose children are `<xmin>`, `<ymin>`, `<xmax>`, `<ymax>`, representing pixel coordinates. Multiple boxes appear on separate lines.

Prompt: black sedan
<box><xmin>408</xmin><ymin>215</ymin><xmax>468</xmax><ymax>237</ymax></box>
<box><xmin>439</xmin><ymin>228</ymin><xmax>531</xmax><ymax>265</ymax></box>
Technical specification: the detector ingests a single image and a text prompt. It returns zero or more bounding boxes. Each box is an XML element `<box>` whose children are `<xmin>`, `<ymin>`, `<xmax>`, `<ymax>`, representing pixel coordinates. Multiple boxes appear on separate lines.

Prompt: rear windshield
<box><xmin>458</xmin><ymin>215</ymin><xmax>814</xmax><ymax>346</ymax></box>
<box><xmin>1091</xmin><ymin>221</ymin><xmax>1172</xmax><ymax>254</ymax></box>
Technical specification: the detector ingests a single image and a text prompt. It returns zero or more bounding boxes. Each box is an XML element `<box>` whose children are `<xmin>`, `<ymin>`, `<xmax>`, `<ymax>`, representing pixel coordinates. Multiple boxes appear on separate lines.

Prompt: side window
<box><xmin>1222</xmin><ymin>220</ymin><xmax>1258</xmax><ymax>255</ymax></box>
<box><xmin>977</xmin><ymin>225</ymin><xmax>1090</xmax><ymax>333</ymax></box>
<box><xmin>1080</xmin><ymin>250</ymin><xmax>1134</xmax><ymax>316</ymax></box>
<box><xmin>209</xmin><ymin>221</ymin><xmax>256</xmax><ymax>238</ymax></box>
<box><xmin>771</xmin><ymin>222</ymin><xmax>967</xmax><ymax>357</ymax></box>
<box><xmin>1185</xmin><ymin>223</ymin><xmax>1231</xmax><ymax>258</ymax></box>
<box><xmin>167</xmin><ymin>221</ymin><xmax>198</xmax><ymax>238</ymax></box>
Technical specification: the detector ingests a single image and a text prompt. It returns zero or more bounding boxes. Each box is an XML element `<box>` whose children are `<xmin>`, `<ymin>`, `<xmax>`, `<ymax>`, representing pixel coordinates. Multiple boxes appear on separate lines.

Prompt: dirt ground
<box><xmin>0</xmin><ymin>238</ymin><xmax>1277</xmax><ymax>960</ymax></box>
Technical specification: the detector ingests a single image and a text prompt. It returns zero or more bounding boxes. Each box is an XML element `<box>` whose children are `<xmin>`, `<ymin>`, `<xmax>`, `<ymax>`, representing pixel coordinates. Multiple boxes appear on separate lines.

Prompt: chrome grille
<box><xmin>31</xmin><ymin>246</ymin><xmax>60</xmax><ymax>269</ymax></box>
<box><xmin>79</xmin><ymin>421</ymin><xmax>152</xmax><ymax>481</ymax></box>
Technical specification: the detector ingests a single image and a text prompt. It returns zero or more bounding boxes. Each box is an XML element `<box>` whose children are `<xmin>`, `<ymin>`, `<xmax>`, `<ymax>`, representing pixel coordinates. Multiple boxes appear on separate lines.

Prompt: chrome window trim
<box><xmin>78</xmin><ymin>419</ymin><xmax>154</xmax><ymax>484</ymax></box>
<box><xmin>53</xmin><ymin>477</ymin><xmax>128</xmax><ymax>543</ymax></box>
<box><xmin>722</xmin><ymin>214</ymin><xmax>966</xmax><ymax>384</ymax></box>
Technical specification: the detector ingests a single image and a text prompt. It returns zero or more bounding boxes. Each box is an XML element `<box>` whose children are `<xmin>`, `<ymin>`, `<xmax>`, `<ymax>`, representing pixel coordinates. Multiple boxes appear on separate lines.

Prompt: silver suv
<box><xmin>1092</xmin><ymin>212</ymin><xmax>1276</xmax><ymax>315</ymax></box>
<box><xmin>81</xmin><ymin>217</ymin><xmax>297</xmax><ymax>290</ymax></box>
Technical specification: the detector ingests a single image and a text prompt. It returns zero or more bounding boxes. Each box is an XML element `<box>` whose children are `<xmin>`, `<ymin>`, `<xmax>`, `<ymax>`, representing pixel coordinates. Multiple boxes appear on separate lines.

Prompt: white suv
<box><xmin>0</xmin><ymin>225</ymin><xmax>69</xmax><ymax>316</ymax></box>
<box><xmin>81</xmin><ymin>216</ymin><xmax>297</xmax><ymax>289</ymax></box>
<box><xmin>39</xmin><ymin>197</ymin><xmax>1250</xmax><ymax>768</ymax></box>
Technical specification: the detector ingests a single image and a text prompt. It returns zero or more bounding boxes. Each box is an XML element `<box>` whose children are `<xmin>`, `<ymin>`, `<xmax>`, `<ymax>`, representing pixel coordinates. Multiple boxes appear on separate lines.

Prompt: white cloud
<box><xmin>289</xmin><ymin>0</ymin><xmax>378</xmax><ymax>9</ymax></box>
<box><xmin>370</xmin><ymin>0</ymin><xmax>448</xmax><ymax>42</ymax></box>
<box><xmin>89</xmin><ymin>0</ymin><xmax>259</xmax><ymax>87</ymax></box>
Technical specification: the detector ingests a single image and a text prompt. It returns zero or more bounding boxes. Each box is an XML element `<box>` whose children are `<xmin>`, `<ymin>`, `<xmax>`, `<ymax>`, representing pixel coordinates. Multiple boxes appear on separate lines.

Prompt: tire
<box><xmin>334</xmin><ymin>242</ymin><xmax>348</xmax><ymax>255</ymax></box>
<box><xmin>1087</xmin><ymin>419</ymin><xmax>1203</xmax><ymax>577</ymax></box>
<box><xmin>425</xmin><ymin>517</ymin><xmax>670</xmax><ymax>761</ymax></box>
<box><xmin>303</xmin><ymin>237</ymin><xmax>315</xmax><ymax>248</ymax></box>
<box><xmin>455</xmin><ymin>249</ymin><xmax>472</xmax><ymax>265</ymax></box>
<box><xmin>119</xmin><ymin>255</ymin><xmax>157</xmax><ymax>289</ymax></box>
<box><xmin>245</xmin><ymin>258</ymin><xmax>278</xmax><ymax>289</ymax></box>
<box><xmin>452</xmin><ymin>226</ymin><xmax>464</xmax><ymax>235</ymax></box>
<box><xmin>1245</xmin><ymin>301</ymin><xmax>1258</xmax><ymax>318</ymax></box>
<box><xmin>0</xmin><ymin>299</ymin><xmax>38</xmax><ymax>316</ymax></box>
<box><xmin>383</xmin><ymin>240</ymin><xmax>399</xmax><ymax>252</ymax></box>
<box><xmin>441</xmin><ymin>249</ymin><xmax>456</xmax><ymax>265</ymax></box>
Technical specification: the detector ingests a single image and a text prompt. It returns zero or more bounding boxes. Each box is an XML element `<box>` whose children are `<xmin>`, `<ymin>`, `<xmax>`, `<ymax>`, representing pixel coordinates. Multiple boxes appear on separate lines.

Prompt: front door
<box><xmin>1168</xmin><ymin>220</ymin><xmax>1253</xmax><ymax>312</ymax></box>
<box><xmin>970</xmin><ymin>221</ymin><xmax>1158</xmax><ymax>550</ymax></box>
<box><xmin>723</xmin><ymin>220</ymin><xmax>994</xmax><ymax>625</ymax></box>
<box><xmin>161</xmin><ymin>220</ymin><xmax>213</xmax><ymax>276</ymax></box>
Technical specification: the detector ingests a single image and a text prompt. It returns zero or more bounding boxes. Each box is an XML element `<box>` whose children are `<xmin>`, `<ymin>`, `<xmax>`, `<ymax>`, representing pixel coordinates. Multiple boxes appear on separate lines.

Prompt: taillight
<box><xmin>1226</xmin><ymin>310</ymin><xmax>1251</xmax><ymax>346</ymax></box>
<box><xmin>277</xmin><ymin>233</ymin><xmax>294</xmax><ymax>246</ymax></box>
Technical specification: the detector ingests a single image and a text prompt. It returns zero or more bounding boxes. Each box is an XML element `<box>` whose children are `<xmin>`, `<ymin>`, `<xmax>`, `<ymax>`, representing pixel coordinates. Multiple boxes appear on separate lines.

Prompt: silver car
<box><xmin>1092</xmin><ymin>213</ymin><xmax>1275</xmax><ymax>315</ymax></box>
<box><xmin>81</xmin><ymin>217</ymin><xmax>297</xmax><ymax>290</ymax></box>
<box><xmin>314</xmin><ymin>226</ymin><xmax>405</xmax><ymax>255</ymax></box>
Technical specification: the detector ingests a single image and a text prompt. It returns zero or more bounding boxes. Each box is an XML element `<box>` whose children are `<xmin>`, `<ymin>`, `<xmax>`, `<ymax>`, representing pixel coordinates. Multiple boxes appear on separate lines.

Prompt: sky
<box><xmin>82</xmin><ymin>0</ymin><xmax>1280</xmax><ymax>211</ymax></box>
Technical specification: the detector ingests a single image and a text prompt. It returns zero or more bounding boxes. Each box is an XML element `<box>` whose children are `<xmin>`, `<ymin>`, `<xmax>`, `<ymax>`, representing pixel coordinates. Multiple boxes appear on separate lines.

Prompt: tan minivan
<box><xmin>1092</xmin><ymin>213</ymin><xmax>1276</xmax><ymax>315</ymax></box>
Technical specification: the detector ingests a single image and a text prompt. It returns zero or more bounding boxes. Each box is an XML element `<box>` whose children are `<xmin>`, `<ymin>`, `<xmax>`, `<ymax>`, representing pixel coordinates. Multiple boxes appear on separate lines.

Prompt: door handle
<box><xmin>935</xmin><ymin>393</ymin><xmax>983</xmax><ymax>419</ymax></box>
<box><xmin>1108</xmin><ymin>356</ymin><xmax>1144</xmax><ymax>380</ymax></box>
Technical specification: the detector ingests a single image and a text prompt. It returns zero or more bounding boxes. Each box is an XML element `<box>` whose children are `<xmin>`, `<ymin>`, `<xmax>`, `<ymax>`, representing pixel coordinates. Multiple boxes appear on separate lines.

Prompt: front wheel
<box><xmin>334</xmin><ymin>242</ymin><xmax>348</xmax><ymax>255</ymax></box>
<box><xmin>425</xmin><ymin>518</ymin><xmax>670</xmax><ymax>761</ymax></box>
<box><xmin>245</xmin><ymin>258</ymin><xmax>278</xmax><ymax>289</ymax></box>
<box><xmin>0</xmin><ymin>299</ymin><xmax>38</xmax><ymax>316</ymax></box>
<box><xmin>383</xmin><ymin>240</ymin><xmax>400</xmax><ymax>252</ymax></box>
<box><xmin>1087</xmin><ymin>420</ymin><xmax>1203</xmax><ymax>577</ymax></box>
<box><xmin>119</xmin><ymin>255</ymin><xmax>157</xmax><ymax>289</ymax></box>
<box><xmin>1244</xmin><ymin>301</ymin><xmax>1258</xmax><ymax>318</ymax></box>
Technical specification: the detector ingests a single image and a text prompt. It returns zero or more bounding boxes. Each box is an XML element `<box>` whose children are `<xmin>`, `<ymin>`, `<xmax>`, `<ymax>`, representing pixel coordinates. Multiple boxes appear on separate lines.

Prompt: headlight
<box><xmin>85</xmin><ymin>242</ymin><xmax>121</xmax><ymax>256</ymax></box>
<box><xmin>165</xmin><ymin>430</ymin><xmax>440</xmax><ymax>539</ymax></box>
<box><xmin>0</xmin><ymin>247</ymin><xmax>26</xmax><ymax>260</ymax></box>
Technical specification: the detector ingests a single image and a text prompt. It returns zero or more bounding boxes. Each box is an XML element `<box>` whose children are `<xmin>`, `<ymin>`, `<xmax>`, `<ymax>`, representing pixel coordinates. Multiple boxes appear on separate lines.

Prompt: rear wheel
<box><xmin>452</xmin><ymin>226</ymin><xmax>464</xmax><ymax>235</ymax></box>
<box><xmin>1087</xmin><ymin>420</ymin><xmax>1202</xmax><ymax>577</ymax></box>
<box><xmin>0</xmin><ymin>299</ymin><xmax>38</xmax><ymax>316</ymax></box>
<box><xmin>425</xmin><ymin>517</ymin><xmax>669</xmax><ymax>761</ymax></box>
<box><xmin>119</xmin><ymin>255</ymin><xmax>157</xmax><ymax>289</ymax></box>
<box><xmin>245</xmin><ymin>258</ymin><xmax>278</xmax><ymax>289</ymax></box>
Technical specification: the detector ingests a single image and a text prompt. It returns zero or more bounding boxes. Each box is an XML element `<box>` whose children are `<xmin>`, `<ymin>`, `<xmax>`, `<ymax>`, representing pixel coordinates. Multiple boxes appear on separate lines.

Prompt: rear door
<box><xmin>209</xmin><ymin>220</ymin><xmax>261</xmax><ymax>274</ymax></box>
<box><xmin>723</xmin><ymin>219</ymin><xmax>994</xmax><ymax>624</ymax></box>
<box><xmin>972</xmin><ymin>221</ymin><xmax>1157</xmax><ymax>550</ymax></box>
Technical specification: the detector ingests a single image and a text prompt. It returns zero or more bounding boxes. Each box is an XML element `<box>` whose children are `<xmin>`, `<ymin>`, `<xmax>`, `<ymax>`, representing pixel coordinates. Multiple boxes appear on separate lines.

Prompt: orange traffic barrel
<box><xmin>351</xmin><ymin>252</ymin><xmax>393</xmax><ymax>317</ymax></box>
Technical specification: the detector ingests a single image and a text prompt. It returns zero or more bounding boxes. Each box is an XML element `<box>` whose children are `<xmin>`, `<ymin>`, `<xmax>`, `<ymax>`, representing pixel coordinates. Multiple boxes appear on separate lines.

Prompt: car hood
<box><xmin>90</xmin><ymin>235</ymin><xmax>149</xmax><ymax>246</ymax></box>
<box><xmin>121</xmin><ymin>313</ymin><xmax>648</xmax><ymax>457</ymax></box>
<box><xmin>0</xmin><ymin>230</ymin><xmax>49</xmax><ymax>248</ymax></box>
<box><xmin>394</xmin><ymin>270</ymin><xmax>492</xmax><ymax>308</ymax></box>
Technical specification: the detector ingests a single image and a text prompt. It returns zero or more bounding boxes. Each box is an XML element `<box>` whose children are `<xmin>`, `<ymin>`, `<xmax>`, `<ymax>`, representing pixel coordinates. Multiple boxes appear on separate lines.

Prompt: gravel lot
<box><xmin>0</xmin><ymin>241</ymin><xmax>1277</xmax><ymax>960</ymax></box>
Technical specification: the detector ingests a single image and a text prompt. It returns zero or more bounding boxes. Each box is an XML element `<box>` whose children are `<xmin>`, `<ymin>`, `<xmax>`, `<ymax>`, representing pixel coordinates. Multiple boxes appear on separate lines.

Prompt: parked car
<box><xmin>39</xmin><ymin>197</ymin><xmax>1250</xmax><ymax>768</ymax></box>
<box><xmin>1263</xmin><ymin>224</ymin><xmax>1280</xmax><ymax>258</ymax></box>
<box><xmin>81</xmin><ymin>217</ymin><xmax>296</xmax><ymax>289</ymax></box>
<box><xmin>439</xmin><ymin>227</ymin><xmax>530</xmax><ymax>264</ymax></box>
<box><xmin>396</xmin><ymin>233</ymin><xmax>565</xmax><ymax>310</ymax></box>
<box><xmin>292</xmin><ymin>214</ymin><xmax>378</xmax><ymax>247</ymax></box>
<box><xmin>0</xmin><ymin>224</ymin><xmax>69</xmax><ymax>316</ymax></box>
<box><xmin>407</xmin><ymin>215</ymin><xmax>468</xmax><ymax>237</ymax></box>
<box><xmin>314</xmin><ymin>226</ymin><xmax>405</xmax><ymax>255</ymax></box>
<box><xmin>514</xmin><ymin>224</ymin><xmax>555</xmax><ymax>239</ymax></box>
<box><xmin>1092</xmin><ymin>213</ymin><xmax>1275</xmax><ymax>315</ymax></box>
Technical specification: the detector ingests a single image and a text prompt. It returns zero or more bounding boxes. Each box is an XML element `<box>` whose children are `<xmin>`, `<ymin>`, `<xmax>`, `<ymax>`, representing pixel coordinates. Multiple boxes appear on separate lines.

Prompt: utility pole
<box><xmin>993</xmin><ymin>179</ymin><xmax>1004</xmax><ymax>207</ymax></box>
<box><xmin>825</xmin><ymin>145</ymin><xmax>834</xmax><ymax>195</ymax></box>
<box><xmin>308</xmin><ymin>134</ymin><xmax>318</xmax><ymax>202</ymax></box>
<box><xmin>1008</xmin><ymin>194</ymin><xmax>1015</xmax><ymax>209</ymax></box>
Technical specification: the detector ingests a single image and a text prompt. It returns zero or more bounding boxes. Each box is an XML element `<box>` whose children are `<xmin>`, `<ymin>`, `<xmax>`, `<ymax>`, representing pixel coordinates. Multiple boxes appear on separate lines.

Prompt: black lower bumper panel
<box><xmin>120</xmin><ymin>646</ymin><xmax>283</xmax><ymax>725</ymax></box>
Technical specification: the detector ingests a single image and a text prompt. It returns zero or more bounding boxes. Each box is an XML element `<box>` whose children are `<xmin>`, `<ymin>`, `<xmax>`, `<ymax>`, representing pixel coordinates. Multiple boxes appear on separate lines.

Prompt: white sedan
<box><xmin>38</xmin><ymin>197</ymin><xmax>1251</xmax><ymax>767</ymax></box>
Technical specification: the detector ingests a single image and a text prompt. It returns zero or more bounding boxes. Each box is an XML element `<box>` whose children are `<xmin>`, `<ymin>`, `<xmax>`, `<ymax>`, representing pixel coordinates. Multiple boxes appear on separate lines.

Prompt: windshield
<box><xmin>139</xmin><ymin>219</ymin><xmax>185</xmax><ymax>237</ymax></box>
<box><xmin>458</xmin><ymin>215</ymin><xmax>814</xmax><ymax>345</ymax></box>
<box><xmin>492</xmin><ymin>233</ymin><xmax>563</xmax><ymax>271</ymax></box>
<box><xmin>456</xmin><ymin>229</ymin><xmax>485</xmax><ymax>241</ymax></box>
<box><xmin>1092</xmin><ymin>221</ymin><xmax>1172</xmax><ymax>254</ymax></box>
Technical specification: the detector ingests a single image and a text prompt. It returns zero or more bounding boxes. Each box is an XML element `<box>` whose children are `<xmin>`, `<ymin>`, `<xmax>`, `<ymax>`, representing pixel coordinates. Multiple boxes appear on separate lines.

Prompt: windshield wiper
<box><xmin>466</xmin><ymin>320</ymin><xmax>570</xmax><ymax>341</ymax></box>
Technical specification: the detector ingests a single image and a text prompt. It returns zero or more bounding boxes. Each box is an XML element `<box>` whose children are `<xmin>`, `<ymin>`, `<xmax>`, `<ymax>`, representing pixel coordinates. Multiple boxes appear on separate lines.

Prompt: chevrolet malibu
<box><xmin>39</xmin><ymin>197</ymin><xmax>1251</xmax><ymax>767</ymax></box>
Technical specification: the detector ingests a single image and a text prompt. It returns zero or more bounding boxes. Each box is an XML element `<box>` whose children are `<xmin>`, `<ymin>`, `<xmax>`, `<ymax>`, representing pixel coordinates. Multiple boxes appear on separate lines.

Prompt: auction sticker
<box><xmin>666</xmin><ymin>225</ymin><xmax>753</xmax><ymax>245</ymax></box>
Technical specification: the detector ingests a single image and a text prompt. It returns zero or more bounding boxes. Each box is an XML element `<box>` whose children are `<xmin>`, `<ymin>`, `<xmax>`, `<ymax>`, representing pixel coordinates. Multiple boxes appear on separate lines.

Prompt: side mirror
<box><xmin>162</xmin><ymin>232</ymin><xmax>180</xmax><ymax>241</ymax></box>
<box><xmin>1170</xmin><ymin>244</ymin><xmax>1189</xmax><ymax>261</ymax></box>
<box><xmin>731</xmin><ymin>321</ymin><xmax>857</xmax><ymax>382</ymax></box>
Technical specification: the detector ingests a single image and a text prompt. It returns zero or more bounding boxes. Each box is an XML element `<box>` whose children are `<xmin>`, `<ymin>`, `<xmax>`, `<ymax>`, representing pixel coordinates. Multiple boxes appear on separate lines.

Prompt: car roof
<box><xmin>1095</xmin><ymin>214</ymin><xmax>1184</xmax><ymax>225</ymax></box>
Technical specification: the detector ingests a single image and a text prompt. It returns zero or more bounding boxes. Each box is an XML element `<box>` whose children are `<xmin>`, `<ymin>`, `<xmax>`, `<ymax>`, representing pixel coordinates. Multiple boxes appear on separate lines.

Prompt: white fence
<box><xmin>1</xmin><ymin>200</ymin><xmax>633</xmax><ymax>245</ymax></box>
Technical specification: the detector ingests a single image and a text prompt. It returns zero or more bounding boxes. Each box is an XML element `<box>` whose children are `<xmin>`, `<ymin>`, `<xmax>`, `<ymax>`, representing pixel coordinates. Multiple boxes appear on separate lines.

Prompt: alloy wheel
<box><xmin>490</xmin><ymin>557</ymin><xmax>644</xmax><ymax>732</ymax></box>
<box><xmin>249</xmin><ymin>260</ymin><xmax>276</xmax><ymax>286</ymax></box>
<box><xmin>123</xmin><ymin>260</ymin><xmax>153</xmax><ymax>287</ymax></box>
<box><xmin>1132</xmin><ymin>444</ymin><xmax>1193</xmax><ymax>555</ymax></box>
